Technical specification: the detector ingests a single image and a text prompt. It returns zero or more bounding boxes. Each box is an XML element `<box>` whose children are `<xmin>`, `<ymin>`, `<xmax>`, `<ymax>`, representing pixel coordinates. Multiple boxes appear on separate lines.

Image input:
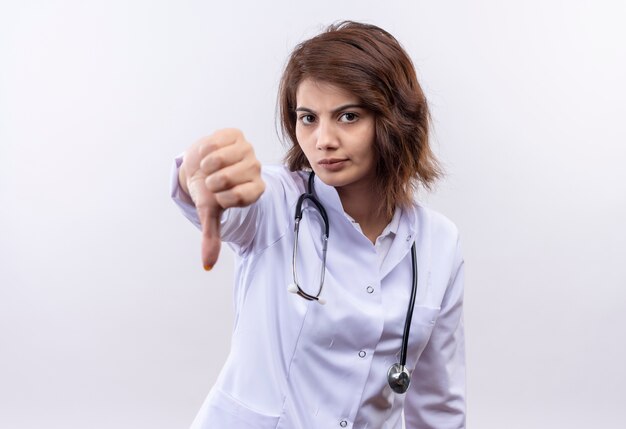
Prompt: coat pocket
<box><xmin>413</xmin><ymin>305</ymin><xmax>441</xmax><ymax>328</ymax></box>
<box><xmin>406</xmin><ymin>305</ymin><xmax>441</xmax><ymax>367</ymax></box>
<box><xmin>190</xmin><ymin>388</ymin><xmax>280</xmax><ymax>429</ymax></box>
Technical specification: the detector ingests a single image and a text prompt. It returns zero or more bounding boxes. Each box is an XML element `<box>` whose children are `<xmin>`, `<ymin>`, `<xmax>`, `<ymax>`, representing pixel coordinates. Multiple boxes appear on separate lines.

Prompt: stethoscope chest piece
<box><xmin>387</xmin><ymin>363</ymin><xmax>411</xmax><ymax>394</ymax></box>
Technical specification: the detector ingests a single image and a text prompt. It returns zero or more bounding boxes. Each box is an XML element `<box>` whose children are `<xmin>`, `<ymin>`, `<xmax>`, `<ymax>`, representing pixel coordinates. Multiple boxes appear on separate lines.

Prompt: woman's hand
<box><xmin>178</xmin><ymin>128</ymin><xmax>265</xmax><ymax>270</ymax></box>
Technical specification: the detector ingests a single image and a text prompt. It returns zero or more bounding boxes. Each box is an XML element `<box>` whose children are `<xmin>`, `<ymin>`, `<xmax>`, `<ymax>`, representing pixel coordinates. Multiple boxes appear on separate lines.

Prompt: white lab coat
<box><xmin>170</xmin><ymin>156</ymin><xmax>465</xmax><ymax>429</ymax></box>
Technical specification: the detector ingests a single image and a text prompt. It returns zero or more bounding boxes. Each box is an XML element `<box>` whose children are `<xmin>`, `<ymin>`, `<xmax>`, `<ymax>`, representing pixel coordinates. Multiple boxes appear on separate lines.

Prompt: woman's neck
<box><xmin>336</xmin><ymin>183</ymin><xmax>391</xmax><ymax>244</ymax></box>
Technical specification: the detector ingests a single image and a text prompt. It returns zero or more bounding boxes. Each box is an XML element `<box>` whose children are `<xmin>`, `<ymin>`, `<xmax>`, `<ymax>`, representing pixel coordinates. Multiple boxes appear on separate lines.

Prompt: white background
<box><xmin>1</xmin><ymin>1</ymin><xmax>625</xmax><ymax>428</ymax></box>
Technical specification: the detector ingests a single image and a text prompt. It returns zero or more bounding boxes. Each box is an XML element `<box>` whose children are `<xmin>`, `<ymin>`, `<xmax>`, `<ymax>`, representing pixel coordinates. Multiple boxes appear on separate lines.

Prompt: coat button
<box><xmin>358</xmin><ymin>350</ymin><xmax>366</xmax><ymax>358</ymax></box>
<box><xmin>366</xmin><ymin>285</ymin><xmax>374</xmax><ymax>294</ymax></box>
<box><xmin>340</xmin><ymin>421</ymin><xmax>348</xmax><ymax>427</ymax></box>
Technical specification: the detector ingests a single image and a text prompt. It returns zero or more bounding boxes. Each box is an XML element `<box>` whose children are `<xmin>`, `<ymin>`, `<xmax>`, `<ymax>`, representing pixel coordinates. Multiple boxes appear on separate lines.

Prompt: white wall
<box><xmin>1</xmin><ymin>1</ymin><xmax>625</xmax><ymax>428</ymax></box>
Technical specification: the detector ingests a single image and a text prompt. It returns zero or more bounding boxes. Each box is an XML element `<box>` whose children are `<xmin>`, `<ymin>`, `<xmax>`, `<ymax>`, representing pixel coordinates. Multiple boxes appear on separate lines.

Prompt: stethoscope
<box><xmin>287</xmin><ymin>172</ymin><xmax>418</xmax><ymax>394</ymax></box>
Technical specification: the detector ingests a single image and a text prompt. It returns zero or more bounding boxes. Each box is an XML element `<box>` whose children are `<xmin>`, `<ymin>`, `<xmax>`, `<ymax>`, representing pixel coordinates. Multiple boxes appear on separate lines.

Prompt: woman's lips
<box><xmin>318</xmin><ymin>158</ymin><xmax>348</xmax><ymax>171</ymax></box>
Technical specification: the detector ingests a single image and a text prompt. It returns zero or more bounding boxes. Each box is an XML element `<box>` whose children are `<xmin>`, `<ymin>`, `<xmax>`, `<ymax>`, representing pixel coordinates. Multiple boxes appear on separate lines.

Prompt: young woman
<box><xmin>171</xmin><ymin>21</ymin><xmax>465</xmax><ymax>429</ymax></box>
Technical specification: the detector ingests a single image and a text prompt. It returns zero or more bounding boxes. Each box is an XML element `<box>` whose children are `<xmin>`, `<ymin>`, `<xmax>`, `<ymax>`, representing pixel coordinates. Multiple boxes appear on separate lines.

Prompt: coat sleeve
<box><xmin>170</xmin><ymin>153</ymin><xmax>202</xmax><ymax>229</ymax></box>
<box><xmin>403</xmin><ymin>235</ymin><xmax>466</xmax><ymax>429</ymax></box>
<box><xmin>170</xmin><ymin>153</ymin><xmax>293</xmax><ymax>255</ymax></box>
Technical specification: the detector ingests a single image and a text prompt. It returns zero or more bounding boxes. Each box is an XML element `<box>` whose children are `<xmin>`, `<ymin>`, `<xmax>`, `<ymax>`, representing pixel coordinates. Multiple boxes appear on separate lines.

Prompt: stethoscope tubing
<box><xmin>291</xmin><ymin>172</ymin><xmax>329</xmax><ymax>302</ymax></box>
<box><xmin>291</xmin><ymin>172</ymin><xmax>418</xmax><ymax>393</ymax></box>
<box><xmin>400</xmin><ymin>243</ymin><xmax>418</xmax><ymax>367</ymax></box>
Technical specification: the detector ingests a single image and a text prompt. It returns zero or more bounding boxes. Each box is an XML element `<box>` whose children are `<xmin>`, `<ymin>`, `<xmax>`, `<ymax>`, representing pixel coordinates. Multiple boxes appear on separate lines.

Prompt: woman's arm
<box><xmin>174</xmin><ymin>128</ymin><xmax>265</xmax><ymax>269</ymax></box>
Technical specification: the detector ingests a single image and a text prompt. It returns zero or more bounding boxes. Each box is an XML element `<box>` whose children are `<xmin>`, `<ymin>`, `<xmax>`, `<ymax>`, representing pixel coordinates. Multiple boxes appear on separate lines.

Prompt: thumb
<box><xmin>198</xmin><ymin>202</ymin><xmax>222</xmax><ymax>271</ymax></box>
<box><xmin>188</xmin><ymin>177</ymin><xmax>223</xmax><ymax>271</ymax></box>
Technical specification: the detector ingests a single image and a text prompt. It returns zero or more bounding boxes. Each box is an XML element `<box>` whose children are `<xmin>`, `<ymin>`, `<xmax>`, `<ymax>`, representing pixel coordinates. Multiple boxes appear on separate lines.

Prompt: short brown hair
<box><xmin>278</xmin><ymin>21</ymin><xmax>442</xmax><ymax>217</ymax></box>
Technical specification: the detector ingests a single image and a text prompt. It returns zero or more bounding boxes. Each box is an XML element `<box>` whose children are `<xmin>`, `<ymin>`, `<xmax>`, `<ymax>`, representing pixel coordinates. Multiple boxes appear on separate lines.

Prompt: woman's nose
<box><xmin>315</xmin><ymin>120</ymin><xmax>339</xmax><ymax>150</ymax></box>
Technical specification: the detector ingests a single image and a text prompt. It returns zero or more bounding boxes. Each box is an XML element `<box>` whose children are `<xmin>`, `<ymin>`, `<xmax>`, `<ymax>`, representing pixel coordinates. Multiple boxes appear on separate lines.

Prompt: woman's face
<box><xmin>295</xmin><ymin>78</ymin><xmax>376</xmax><ymax>193</ymax></box>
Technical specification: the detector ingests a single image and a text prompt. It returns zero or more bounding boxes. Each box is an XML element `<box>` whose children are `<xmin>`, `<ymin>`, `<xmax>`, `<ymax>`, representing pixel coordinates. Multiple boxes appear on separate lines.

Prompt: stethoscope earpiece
<box><xmin>287</xmin><ymin>283</ymin><xmax>326</xmax><ymax>305</ymax></box>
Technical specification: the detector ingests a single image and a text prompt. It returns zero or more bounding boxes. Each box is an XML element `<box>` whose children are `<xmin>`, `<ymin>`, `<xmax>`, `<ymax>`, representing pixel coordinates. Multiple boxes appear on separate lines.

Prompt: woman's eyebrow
<box><xmin>295</xmin><ymin>104</ymin><xmax>365</xmax><ymax>114</ymax></box>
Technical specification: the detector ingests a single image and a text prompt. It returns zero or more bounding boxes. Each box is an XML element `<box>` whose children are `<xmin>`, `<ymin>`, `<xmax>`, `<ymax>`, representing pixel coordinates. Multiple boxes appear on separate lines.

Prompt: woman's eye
<box><xmin>340</xmin><ymin>112</ymin><xmax>358</xmax><ymax>123</ymax></box>
<box><xmin>300</xmin><ymin>114</ymin><xmax>315</xmax><ymax>125</ymax></box>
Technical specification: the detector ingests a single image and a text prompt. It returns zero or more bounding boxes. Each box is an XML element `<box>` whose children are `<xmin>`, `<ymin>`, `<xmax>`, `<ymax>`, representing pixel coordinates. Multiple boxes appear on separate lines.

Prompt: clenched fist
<box><xmin>178</xmin><ymin>129</ymin><xmax>265</xmax><ymax>270</ymax></box>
